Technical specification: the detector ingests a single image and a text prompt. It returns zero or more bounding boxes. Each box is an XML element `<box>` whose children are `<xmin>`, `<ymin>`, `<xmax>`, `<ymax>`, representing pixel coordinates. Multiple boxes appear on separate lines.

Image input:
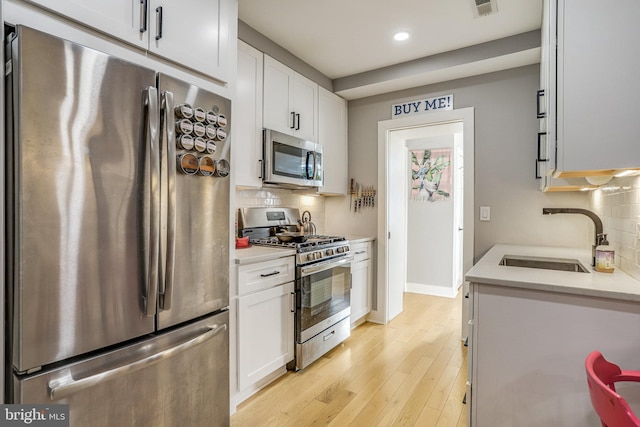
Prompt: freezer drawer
<box><xmin>12</xmin><ymin>312</ymin><xmax>229</xmax><ymax>427</ymax></box>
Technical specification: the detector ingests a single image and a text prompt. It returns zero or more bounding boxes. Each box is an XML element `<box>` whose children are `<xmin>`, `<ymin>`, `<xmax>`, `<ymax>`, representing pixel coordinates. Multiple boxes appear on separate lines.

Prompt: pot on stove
<box><xmin>275</xmin><ymin>232</ymin><xmax>308</xmax><ymax>243</ymax></box>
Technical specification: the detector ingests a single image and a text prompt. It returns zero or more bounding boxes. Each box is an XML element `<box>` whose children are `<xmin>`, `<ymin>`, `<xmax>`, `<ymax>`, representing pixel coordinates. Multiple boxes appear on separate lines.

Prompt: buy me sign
<box><xmin>391</xmin><ymin>94</ymin><xmax>453</xmax><ymax>119</ymax></box>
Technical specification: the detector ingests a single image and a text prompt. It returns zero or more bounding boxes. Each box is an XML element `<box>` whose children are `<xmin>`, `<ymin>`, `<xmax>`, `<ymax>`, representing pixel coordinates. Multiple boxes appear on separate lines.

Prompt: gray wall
<box><xmin>325</xmin><ymin>64</ymin><xmax>592</xmax><ymax>261</ymax></box>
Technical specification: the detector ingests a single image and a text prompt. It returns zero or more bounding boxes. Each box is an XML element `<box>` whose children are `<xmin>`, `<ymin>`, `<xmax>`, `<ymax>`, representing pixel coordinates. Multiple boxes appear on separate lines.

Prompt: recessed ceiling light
<box><xmin>393</xmin><ymin>32</ymin><xmax>410</xmax><ymax>41</ymax></box>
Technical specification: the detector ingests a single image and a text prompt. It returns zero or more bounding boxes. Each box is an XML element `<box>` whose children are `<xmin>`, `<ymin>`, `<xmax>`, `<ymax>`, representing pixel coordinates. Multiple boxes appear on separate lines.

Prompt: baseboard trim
<box><xmin>406</xmin><ymin>282</ymin><xmax>458</xmax><ymax>298</ymax></box>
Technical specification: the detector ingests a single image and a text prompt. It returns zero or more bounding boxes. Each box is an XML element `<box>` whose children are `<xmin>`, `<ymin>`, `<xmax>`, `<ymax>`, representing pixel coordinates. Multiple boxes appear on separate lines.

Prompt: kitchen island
<box><xmin>465</xmin><ymin>244</ymin><xmax>640</xmax><ymax>427</ymax></box>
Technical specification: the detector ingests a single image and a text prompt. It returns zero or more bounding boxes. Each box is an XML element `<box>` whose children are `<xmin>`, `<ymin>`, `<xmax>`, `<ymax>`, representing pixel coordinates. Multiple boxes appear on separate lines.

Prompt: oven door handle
<box><xmin>300</xmin><ymin>256</ymin><xmax>354</xmax><ymax>276</ymax></box>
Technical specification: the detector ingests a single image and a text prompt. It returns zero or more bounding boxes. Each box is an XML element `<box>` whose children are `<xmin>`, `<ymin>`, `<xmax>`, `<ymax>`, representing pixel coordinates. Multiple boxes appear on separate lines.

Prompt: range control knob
<box><xmin>213</xmin><ymin>159</ymin><xmax>230</xmax><ymax>178</ymax></box>
<box><xmin>306</xmin><ymin>253</ymin><xmax>315</xmax><ymax>262</ymax></box>
<box><xmin>326</xmin><ymin>249</ymin><xmax>334</xmax><ymax>257</ymax></box>
<box><xmin>337</xmin><ymin>246</ymin><xmax>344</xmax><ymax>254</ymax></box>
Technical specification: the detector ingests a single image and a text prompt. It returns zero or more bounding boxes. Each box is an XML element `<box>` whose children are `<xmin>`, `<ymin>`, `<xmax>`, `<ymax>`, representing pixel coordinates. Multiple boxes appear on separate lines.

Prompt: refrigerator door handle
<box><xmin>47</xmin><ymin>323</ymin><xmax>227</xmax><ymax>400</ymax></box>
<box><xmin>144</xmin><ymin>86</ymin><xmax>160</xmax><ymax>316</ymax></box>
<box><xmin>160</xmin><ymin>90</ymin><xmax>176</xmax><ymax>311</ymax></box>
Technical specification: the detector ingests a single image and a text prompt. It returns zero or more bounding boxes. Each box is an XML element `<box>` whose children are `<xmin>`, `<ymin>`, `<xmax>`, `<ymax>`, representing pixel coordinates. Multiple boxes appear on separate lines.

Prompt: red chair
<box><xmin>585</xmin><ymin>351</ymin><xmax>640</xmax><ymax>427</ymax></box>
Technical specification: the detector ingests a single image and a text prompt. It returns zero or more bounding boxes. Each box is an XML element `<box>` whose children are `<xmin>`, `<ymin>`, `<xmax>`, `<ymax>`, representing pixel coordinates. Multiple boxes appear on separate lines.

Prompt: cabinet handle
<box><xmin>260</xmin><ymin>271</ymin><xmax>280</xmax><ymax>277</ymax></box>
<box><xmin>258</xmin><ymin>159</ymin><xmax>263</xmax><ymax>179</ymax></box>
<box><xmin>536</xmin><ymin>89</ymin><xmax>546</xmax><ymax>118</ymax></box>
<box><xmin>323</xmin><ymin>331</ymin><xmax>336</xmax><ymax>341</ymax></box>
<box><xmin>290</xmin><ymin>292</ymin><xmax>295</xmax><ymax>313</ymax></box>
<box><xmin>535</xmin><ymin>158</ymin><xmax>542</xmax><ymax>180</ymax></box>
<box><xmin>290</xmin><ymin>112</ymin><xmax>296</xmax><ymax>129</ymax></box>
<box><xmin>295</xmin><ymin>113</ymin><xmax>300</xmax><ymax>130</ymax></box>
<box><xmin>155</xmin><ymin>6</ymin><xmax>163</xmax><ymax>40</ymax></box>
<box><xmin>537</xmin><ymin>132</ymin><xmax>548</xmax><ymax>162</ymax></box>
<box><xmin>139</xmin><ymin>0</ymin><xmax>148</xmax><ymax>33</ymax></box>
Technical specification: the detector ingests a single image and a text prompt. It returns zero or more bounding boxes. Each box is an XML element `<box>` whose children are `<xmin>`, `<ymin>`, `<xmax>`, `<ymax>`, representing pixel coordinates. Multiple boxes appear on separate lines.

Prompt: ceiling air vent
<box><xmin>473</xmin><ymin>0</ymin><xmax>498</xmax><ymax>17</ymax></box>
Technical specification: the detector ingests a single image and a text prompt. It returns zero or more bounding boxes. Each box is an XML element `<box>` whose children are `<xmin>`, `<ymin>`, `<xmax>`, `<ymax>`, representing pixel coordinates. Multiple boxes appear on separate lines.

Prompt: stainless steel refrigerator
<box><xmin>5</xmin><ymin>25</ymin><xmax>231</xmax><ymax>426</ymax></box>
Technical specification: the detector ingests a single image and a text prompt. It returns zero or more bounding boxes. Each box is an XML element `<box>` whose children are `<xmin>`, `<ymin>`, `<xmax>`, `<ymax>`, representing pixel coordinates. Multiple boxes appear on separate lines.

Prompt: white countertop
<box><xmin>465</xmin><ymin>244</ymin><xmax>640</xmax><ymax>302</ymax></box>
<box><xmin>234</xmin><ymin>245</ymin><xmax>296</xmax><ymax>265</ymax></box>
<box><xmin>345</xmin><ymin>235</ymin><xmax>375</xmax><ymax>244</ymax></box>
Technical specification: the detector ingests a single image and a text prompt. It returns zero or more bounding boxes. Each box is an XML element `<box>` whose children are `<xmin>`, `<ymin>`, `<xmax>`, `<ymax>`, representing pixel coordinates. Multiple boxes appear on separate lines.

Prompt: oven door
<box><xmin>297</xmin><ymin>256</ymin><xmax>353</xmax><ymax>343</ymax></box>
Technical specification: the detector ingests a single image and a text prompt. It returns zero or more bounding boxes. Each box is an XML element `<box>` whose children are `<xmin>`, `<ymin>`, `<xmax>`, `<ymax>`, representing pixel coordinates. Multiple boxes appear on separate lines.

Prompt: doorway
<box><xmin>371</xmin><ymin>108</ymin><xmax>474</xmax><ymax>324</ymax></box>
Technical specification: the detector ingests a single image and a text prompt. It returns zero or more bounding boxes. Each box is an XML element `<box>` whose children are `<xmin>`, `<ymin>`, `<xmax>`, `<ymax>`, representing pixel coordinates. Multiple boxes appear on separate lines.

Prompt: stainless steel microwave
<box><xmin>263</xmin><ymin>129</ymin><xmax>323</xmax><ymax>188</ymax></box>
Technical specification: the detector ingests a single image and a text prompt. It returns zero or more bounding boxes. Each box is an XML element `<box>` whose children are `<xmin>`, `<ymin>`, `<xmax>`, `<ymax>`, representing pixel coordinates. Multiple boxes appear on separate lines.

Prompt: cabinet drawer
<box><xmin>237</xmin><ymin>256</ymin><xmax>295</xmax><ymax>296</ymax></box>
<box><xmin>350</xmin><ymin>241</ymin><xmax>372</xmax><ymax>262</ymax></box>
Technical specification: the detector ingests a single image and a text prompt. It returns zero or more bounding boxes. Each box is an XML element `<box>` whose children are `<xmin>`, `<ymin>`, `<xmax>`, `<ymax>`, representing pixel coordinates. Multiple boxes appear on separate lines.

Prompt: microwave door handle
<box><xmin>160</xmin><ymin>90</ymin><xmax>176</xmax><ymax>311</ymax></box>
<box><xmin>313</xmin><ymin>151</ymin><xmax>319</xmax><ymax>181</ymax></box>
<box><xmin>306</xmin><ymin>151</ymin><xmax>314</xmax><ymax>180</ymax></box>
<box><xmin>143</xmin><ymin>86</ymin><xmax>160</xmax><ymax>317</ymax></box>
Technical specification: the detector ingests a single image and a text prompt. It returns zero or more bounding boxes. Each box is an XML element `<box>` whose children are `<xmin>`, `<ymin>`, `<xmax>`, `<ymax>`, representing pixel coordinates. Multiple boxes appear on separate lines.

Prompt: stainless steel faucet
<box><xmin>542</xmin><ymin>208</ymin><xmax>606</xmax><ymax>266</ymax></box>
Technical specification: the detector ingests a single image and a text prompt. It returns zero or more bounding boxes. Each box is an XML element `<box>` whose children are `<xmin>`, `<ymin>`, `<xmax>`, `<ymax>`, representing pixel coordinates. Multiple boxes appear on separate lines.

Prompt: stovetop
<box><xmin>251</xmin><ymin>235</ymin><xmax>347</xmax><ymax>251</ymax></box>
<box><xmin>249</xmin><ymin>235</ymin><xmax>350</xmax><ymax>266</ymax></box>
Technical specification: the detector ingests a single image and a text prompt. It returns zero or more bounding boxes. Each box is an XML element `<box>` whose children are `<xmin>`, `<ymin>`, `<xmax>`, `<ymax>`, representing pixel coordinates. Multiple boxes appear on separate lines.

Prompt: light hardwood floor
<box><xmin>231</xmin><ymin>292</ymin><xmax>467</xmax><ymax>427</ymax></box>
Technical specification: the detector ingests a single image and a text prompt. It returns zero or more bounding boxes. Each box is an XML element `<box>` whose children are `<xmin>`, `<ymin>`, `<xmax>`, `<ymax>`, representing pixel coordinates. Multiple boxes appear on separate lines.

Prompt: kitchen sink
<box><xmin>499</xmin><ymin>255</ymin><xmax>590</xmax><ymax>273</ymax></box>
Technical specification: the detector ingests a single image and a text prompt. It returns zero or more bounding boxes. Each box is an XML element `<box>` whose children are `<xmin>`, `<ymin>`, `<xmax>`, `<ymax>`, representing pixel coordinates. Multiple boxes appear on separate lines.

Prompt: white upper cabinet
<box><xmin>235</xmin><ymin>40</ymin><xmax>264</xmax><ymax>188</ymax></box>
<box><xmin>318</xmin><ymin>87</ymin><xmax>348</xmax><ymax>195</ymax></box>
<box><xmin>22</xmin><ymin>0</ymin><xmax>234</xmax><ymax>82</ymax></box>
<box><xmin>540</xmin><ymin>0</ymin><xmax>640</xmax><ymax>182</ymax></box>
<box><xmin>22</xmin><ymin>0</ymin><xmax>148</xmax><ymax>48</ymax></box>
<box><xmin>147</xmin><ymin>0</ymin><xmax>231</xmax><ymax>81</ymax></box>
<box><xmin>263</xmin><ymin>55</ymin><xmax>318</xmax><ymax>142</ymax></box>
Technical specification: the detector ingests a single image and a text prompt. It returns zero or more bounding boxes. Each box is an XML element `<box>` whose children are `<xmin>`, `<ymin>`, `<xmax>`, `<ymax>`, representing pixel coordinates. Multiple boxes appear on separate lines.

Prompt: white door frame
<box><xmin>372</xmin><ymin>108</ymin><xmax>475</xmax><ymax>324</ymax></box>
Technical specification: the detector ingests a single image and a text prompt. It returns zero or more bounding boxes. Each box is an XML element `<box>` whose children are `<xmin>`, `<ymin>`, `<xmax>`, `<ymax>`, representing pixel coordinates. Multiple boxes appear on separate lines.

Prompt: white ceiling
<box><xmin>239</xmin><ymin>0</ymin><xmax>543</xmax><ymax>97</ymax></box>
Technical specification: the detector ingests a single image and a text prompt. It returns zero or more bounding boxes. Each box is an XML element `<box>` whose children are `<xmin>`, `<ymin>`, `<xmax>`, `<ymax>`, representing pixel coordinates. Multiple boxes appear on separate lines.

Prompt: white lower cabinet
<box><xmin>237</xmin><ymin>256</ymin><xmax>295</xmax><ymax>391</ymax></box>
<box><xmin>350</xmin><ymin>241</ymin><xmax>373</xmax><ymax>325</ymax></box>
<box><xmin>468</xmin><ymin>283</ymin><xmax>640</xmax><ymax>426</ymax></box>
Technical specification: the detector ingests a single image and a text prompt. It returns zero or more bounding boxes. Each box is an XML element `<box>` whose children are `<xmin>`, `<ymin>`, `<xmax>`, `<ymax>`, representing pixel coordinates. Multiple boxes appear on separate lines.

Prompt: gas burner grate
<box><xmin>250</xmin><ymin>235</ymin><xmax>347</xmax><ymax>252</ymax></box>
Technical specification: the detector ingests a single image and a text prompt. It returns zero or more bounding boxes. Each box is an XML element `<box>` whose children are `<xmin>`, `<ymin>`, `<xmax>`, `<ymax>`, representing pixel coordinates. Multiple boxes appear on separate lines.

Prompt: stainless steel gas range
<box><xmin>238</xmin><ymin>207</ymin><xmax>353</xmax><ymax>370</ymax></box>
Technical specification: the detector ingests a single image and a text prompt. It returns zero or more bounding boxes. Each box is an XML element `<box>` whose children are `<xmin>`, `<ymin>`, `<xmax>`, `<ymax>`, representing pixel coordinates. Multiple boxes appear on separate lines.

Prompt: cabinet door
<box><xmin>235</xmin><ymin>40</ymin><xmax>264</xmax><ymax>188</ymax></box>
<box><xmin>148</xmin><ymin>0</ymin><xmax>232</xmax><ymax>82</ymax></box>
<box><xmin>557</xmin><ymin>0</ymin><xmax>640</xmax><ymax>173</ymax></box>
<box><xmin>22</xmin><ymin>0</ymin><xmax>147</xmax><ymax>49</ymax></box>
<box><xmin>292</xmin><ymin>73</ymin><xmax>318</xmax><ymax>141</ymax></box>
<box><xmin>263</xmin><ymin>55</ymin><xmax>295</xmax><ymax>135</ymax></box>
<box><xmin>350</xmin><ymin>259</ymin><xmax>371</xmax><ymax>324</ymax></box>
<box><xmin>237</xmin><ymin>282</ymin><xmax>295</xmax><ymax>390</ymax></box>
<box><xmin>318</xmin><ymin>87</ymin><xmax>348</xmax><ymax>195</ymax></box>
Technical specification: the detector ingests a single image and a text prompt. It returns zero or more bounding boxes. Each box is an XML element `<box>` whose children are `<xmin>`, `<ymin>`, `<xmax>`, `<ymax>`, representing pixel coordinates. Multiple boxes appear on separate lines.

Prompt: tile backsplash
<box><xmin>235</xmin><ymin>188</ymin><xmax>326</xmax><ymax>233</ymax></box>
<box><xmin>590</xmin><ymin>175</ymin><xmax>640</xmax><ymax>281</ymax></box>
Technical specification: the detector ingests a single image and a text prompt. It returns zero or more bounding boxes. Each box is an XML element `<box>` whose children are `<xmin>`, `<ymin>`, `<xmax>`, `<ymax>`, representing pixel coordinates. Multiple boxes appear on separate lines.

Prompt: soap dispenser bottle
<box><xmin>595</xmin><ymin>234</ymin><xmax>615</xmax><ymax>273</ymax></box>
